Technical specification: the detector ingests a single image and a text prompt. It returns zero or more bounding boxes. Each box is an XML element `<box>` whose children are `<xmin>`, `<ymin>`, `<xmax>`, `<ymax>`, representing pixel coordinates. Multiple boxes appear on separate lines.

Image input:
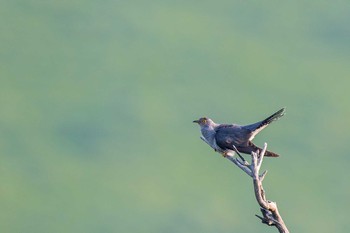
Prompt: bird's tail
<box><xmin>261</xmin><ymin>107</ymin><xmax>286</xmax><ymax>126</ymax></box>
<box><xmin>242</xmin><ymin>107</ymin><xmax>286</xmax><ymax>135</ymax></box>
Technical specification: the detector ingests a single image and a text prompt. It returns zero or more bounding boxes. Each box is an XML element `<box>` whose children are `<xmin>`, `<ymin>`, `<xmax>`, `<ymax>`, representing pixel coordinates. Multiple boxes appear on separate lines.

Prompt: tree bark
<box><xmin>226</xmin><ymin>143</ymin><xmax>290</xmax><ymax>233</ymax></box>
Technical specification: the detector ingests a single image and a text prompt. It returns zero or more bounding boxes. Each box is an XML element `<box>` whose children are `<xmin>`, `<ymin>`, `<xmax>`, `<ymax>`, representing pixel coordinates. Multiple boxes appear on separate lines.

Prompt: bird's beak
<box><xmin>193</xmin><ymin>120</ymin><xmax>199</xmax><ymax>123</ymax></box>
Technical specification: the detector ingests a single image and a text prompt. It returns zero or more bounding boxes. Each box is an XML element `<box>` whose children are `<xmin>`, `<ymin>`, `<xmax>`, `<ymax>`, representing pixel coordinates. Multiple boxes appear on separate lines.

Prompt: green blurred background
<box><xmin>1</xmin><ymin>1</ymin><xmax>350</xmax><ymax>232</ymax></box>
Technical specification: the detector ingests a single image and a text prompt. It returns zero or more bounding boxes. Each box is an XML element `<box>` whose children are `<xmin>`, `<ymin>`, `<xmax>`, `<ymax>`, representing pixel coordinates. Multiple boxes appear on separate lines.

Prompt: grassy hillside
<box><xmin>1</xmin><ymin>1</ymin><xmax>350</xmax><ymax>232</ymax></box>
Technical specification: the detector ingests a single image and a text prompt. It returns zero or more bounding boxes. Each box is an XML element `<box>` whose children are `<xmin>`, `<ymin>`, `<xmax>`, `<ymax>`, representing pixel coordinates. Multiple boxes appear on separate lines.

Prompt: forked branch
<box><xmin>225</xmin><ymin>143</ymin><xmax>289</xmax><ymax>233</ymax></box>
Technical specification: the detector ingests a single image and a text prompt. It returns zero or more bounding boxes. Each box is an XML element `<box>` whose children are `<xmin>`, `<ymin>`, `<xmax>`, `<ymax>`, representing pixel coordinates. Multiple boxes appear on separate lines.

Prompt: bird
<box><xmin>193</xmin><ymin>108</ymin><xmax>285</xmax><ymax>158</ymax></box>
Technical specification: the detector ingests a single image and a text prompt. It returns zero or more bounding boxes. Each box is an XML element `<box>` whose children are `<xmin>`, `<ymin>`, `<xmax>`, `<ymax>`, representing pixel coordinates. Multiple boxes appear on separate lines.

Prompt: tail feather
<box><xmin>243</xmin><ymin>108</ymin><xmax>286</xmax><ymax>139</ymax></box>
<box><xmin>261</xmin><ymin>107</ymin><xmax>286</xmax><ymax>127</ymax></box>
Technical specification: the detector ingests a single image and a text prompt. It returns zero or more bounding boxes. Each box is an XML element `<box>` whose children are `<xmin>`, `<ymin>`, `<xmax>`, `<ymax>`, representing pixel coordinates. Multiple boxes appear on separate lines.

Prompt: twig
<box><xmin>225</xmin><ymin>143</ymin><xmax>290</xmax><ymax>233</ymax></box>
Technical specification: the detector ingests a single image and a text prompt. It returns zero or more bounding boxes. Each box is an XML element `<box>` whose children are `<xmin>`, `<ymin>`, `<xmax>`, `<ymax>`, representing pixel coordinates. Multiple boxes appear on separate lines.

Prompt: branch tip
<box><xmin>260</xmin><ymin>170</ymin><xmax>268</xmax><ymax>181</ymax></box>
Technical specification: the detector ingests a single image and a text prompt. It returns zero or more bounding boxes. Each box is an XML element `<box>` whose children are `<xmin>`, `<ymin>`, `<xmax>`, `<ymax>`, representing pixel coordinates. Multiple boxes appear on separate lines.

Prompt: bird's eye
<box><xmin>202</xmin><ymin>119</ymin><xmax>207</xmax><ymax>123</ymax></box>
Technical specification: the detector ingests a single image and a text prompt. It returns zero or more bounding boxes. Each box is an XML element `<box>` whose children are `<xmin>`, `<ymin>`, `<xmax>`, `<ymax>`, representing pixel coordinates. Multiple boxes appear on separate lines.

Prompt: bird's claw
<box><xmin>222</xmin><ymin>152</ymin><xmax>229</xmax><ymax>158</ymax></box>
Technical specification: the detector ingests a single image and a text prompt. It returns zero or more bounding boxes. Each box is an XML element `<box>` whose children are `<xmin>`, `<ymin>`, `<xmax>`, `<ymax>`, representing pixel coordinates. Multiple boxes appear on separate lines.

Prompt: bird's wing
<box><xmin>214</xmin><ymin>124</ymin><xmax>252</xmax><ymax>150</ymax></box>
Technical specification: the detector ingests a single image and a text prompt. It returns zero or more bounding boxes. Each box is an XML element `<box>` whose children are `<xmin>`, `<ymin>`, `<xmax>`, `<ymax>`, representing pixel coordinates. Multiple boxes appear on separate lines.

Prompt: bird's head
<box><xmin>193</xmin><ymin>117</ymin><xmax>215</xmax><ymax>127</ymax></box>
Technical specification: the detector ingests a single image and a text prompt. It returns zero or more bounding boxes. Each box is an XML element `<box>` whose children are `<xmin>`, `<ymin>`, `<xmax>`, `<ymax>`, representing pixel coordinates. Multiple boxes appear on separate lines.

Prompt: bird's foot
<box><xmin>222</xmin><ymin>152</ymin><xmax>229</xmax><ymax>158</ymax></box>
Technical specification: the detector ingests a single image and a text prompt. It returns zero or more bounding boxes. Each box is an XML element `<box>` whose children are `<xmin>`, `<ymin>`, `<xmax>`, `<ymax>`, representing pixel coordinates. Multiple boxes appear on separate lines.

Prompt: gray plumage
<box><xmin>193</xmin><ymin>108</ymin><xmax>285</xmax><ymax>157</ymax></box>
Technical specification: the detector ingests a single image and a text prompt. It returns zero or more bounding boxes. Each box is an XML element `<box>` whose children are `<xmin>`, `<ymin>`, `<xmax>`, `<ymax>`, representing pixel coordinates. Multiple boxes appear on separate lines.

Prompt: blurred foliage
<box><xmin>1</xmin><ymin>0</ymin><xmax>350</xmax><ymax>232</ymax></box>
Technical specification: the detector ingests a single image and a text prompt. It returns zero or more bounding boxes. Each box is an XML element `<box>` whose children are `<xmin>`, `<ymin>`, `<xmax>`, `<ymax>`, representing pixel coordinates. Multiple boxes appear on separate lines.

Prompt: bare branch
<box><xmin>226</xmin><ymin>155</ymin><xmax>252</xmax><ymax>177</ymax></box>
<box><xmin>259</xmin><ymin>170</ymin><xmax>268</xmax><ymax>182</ymax></box>
<box><xmin>225</xmin><ymin>143</ymin><xmax>290</xmax><ymax>233</ymax></box>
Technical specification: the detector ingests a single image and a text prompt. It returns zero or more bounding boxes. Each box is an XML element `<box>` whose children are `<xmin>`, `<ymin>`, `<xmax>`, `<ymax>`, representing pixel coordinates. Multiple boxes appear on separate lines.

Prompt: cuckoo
<box><xmin>193</xmin><ymin>108</ymin><xmax>285</xmax><ymax>159</ymax></box>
